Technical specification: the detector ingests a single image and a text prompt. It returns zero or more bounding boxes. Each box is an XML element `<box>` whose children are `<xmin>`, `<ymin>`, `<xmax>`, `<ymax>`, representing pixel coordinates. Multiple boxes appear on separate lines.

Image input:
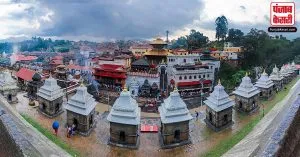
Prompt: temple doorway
<box><xmin>7</xmin><ymin>94</ymin><xmax>12</xmax><ymax>101</ymax></box>
<box><xmin>224</xmin><ymin>114</ymin><xmax>228</xmax><ymax>123</ymax></box>
<box><xmin>55</xmin><ymin>103</ymin><xmax>59</xmax><ymax>113</ymax></box>
<box><xmin>89</xmin><ymin>115</ymin><xmax>93</xmax><ymax>128</ymax></box>
<box><xmin>209</xmin><ymin>112</ymin><xmax>212</xmax><ymax>122</ymax></box>
<box><xmin>174</xmin><ymin>130</ymin><xmax>180</xmax><ymax>141</ymax></box>
<box><xmin>73</xmin><ymin>118</ymin><xmax>78</xmax><ymax>131</ymax></box>
<box><xmin>252</xmin><ymin>101</ymin><xmax>256</xmax><ymax>109</ymax></box>
<box><xmin>42</xmin><ymin>103</ymin><xmax>46</xmax><ymax>111</ymax></box>
<box><xmin>119</xmin><ymin>131</ymin><xmax>125</xmax><ymax>142</ymax></box>
<box><xmin>239</xmin><ymin>101</ymin><xmax>242</xmax><ymax>109</ymax></box>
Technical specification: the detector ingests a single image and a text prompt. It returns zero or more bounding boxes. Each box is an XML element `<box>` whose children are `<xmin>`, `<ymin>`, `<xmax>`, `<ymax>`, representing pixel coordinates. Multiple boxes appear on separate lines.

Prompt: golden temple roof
<box><xmin>150</xmin><ymin>38</ymin><xmax>167</xmax><ymax>45</ymax></box>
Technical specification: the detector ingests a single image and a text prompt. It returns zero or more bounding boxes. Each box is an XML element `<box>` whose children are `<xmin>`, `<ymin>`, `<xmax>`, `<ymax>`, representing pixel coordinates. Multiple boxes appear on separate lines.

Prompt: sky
<box><xmin>0</xmin><ymin>0</ymin><xmax>299</xmax><ymax>42</ymax></box>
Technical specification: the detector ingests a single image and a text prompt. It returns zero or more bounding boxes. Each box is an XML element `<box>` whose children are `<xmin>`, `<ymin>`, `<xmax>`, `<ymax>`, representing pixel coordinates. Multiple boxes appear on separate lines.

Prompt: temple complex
<box><xmin>233</xmin><ymin>73</ymin><xmax>260</xmax><ymax>113</ymax></box>
<box><xmin>204</xmin><ymin>80</ymin><xmax>234</xmax><ymax>131</ymax></box>
<box><xmin>158</xmin><ymin>87</ymin><xmax>193</xmax><ymax>148</ymax></box>
<box><xmin>269</xmin><ymin>65</ymin><xmax>284</xmax><ymax>91</ymax></box>
<box><xmin>107</xmin><ymin>88</ymin><xmax>141</xmax><ymax>149</ymax></box>
<box><xmin>65</xmin><ymin>84</ymin><xmax>97</xmax><ymax>136</ymax></box>
<box><xmin>254</xmin><ymin>70</ymin><xmax>275</xmax><ymax>99</ymax></box>
<box><xmin>37</xmin><ymin>76</ymin><xmax>64</xmax><ymax>118</ymax></box>
<box><xmin>0</xmin><ymin>70</ymin><xmax>19</xmax><ymax>103</ymax></box>
<box><xmin>27</xmin><ymin>73</ymin><xmax>44</xmax><ymax>99</ymax></box>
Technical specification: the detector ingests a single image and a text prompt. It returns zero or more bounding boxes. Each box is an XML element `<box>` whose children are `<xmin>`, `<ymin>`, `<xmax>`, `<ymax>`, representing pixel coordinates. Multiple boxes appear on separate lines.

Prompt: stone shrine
<box><xmin>0</xmin><ymin>70</ymin><xmax>18</xmax><ymax>103</ymax></box>
<box><xmin>158</xmin><ymin>87</ymin><xmax>193</xmax><ymax>148</ymax></box>
<box><xmin>107</xmin><ymin>87</ymin><xmax>141</xmax><ymax>149</ymax></box>
<box><xmin>27</xmin><ymin>73</ymin><xmax>44</xmax><ymax>99</ymax></box>
<box><xmin>37</xmin><ymin>76</ymin><xmax>64</xmax><ymax>118</ymax></box>
<box><xmin>65</xmin><ymin>84</ymin><xmax>96</xmax><ymax>136</ymax></box>
<box><xmin>204</xmin><ymin>80</ymin><xmax>234</xmax><ymax>131</ymax></box>
<box><xmin>255</xmin><ymin>70</ymin><xmax>274</xmax><ymax>99</ymax></box>
<box><xmin>233</xmin><ymin>72</ymin><xmax>260</xmax><ymax>113</ymax></box>
<box><xmin>269</xmin><ymin>65</ymin><xmax>284</xmax><ymax>91</ymax></box>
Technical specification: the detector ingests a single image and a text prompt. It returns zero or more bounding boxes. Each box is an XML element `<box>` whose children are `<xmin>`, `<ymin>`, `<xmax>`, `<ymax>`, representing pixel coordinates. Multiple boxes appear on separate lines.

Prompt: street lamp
<box><xmin>199</xmin><ymin>78</ymin><xmax>205</xmax><ymax>106</ymax></box>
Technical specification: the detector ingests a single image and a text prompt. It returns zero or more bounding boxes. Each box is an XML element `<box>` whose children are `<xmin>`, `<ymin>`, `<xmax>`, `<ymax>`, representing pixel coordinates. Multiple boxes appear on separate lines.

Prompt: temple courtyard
<box><xmin>10</xmin><ymin>77</ymin><xmax>300</xmax><ymax>157</ymax></box>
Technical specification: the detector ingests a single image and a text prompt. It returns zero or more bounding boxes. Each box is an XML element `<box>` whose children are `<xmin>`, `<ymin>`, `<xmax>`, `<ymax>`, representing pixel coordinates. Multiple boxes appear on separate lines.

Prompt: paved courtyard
<box><xmin>12</xmin><ymin>90</ymin><xmax>264</xmax><ymax>157</ymax></box>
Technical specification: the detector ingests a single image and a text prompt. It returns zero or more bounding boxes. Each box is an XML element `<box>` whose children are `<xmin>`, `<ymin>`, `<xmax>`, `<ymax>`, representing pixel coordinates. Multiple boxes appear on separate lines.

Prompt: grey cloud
<box><xmin>34</xmin><ymin>0</ymin><xmax>203</xmax><ymax>39</ymax></box>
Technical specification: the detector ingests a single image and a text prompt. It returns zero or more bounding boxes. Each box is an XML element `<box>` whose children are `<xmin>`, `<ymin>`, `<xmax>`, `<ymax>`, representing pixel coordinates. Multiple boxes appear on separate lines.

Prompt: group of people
<box><xmin>66</xmin><ymin>124</ymin><xmax>76</xmax><ymax>138</ymax></box>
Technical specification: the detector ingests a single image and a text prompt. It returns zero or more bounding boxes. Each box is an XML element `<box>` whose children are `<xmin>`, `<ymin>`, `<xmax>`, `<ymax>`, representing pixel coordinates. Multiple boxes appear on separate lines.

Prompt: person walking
<box><xmin>195</xmin><ymin>111</ymin><xmax>199</xmax><ymax>120</ymax></box>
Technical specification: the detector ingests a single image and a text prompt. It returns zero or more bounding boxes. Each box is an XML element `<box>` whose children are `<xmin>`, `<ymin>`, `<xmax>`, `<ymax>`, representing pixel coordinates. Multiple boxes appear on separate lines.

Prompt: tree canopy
<box><xmin>226</xmin><ymin>28</ymin><xmax>244</xmax><ymax>46</ymax></box>
<box><xmin>215</xmin><ymin>15</ymin><xmax>228</xmax><ymax>41</ymax></box>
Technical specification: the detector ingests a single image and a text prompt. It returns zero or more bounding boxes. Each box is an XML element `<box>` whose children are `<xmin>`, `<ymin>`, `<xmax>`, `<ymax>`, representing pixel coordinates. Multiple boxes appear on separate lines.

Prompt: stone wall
<box><xmin>262</xmin><ymin>97</ymin><xmax>300</xmax><ymax>157</ymax></box>
<box><xmin>0</xmin><ymin>106</ymin><xmax>40</xmax><ymax>157</ymax></box>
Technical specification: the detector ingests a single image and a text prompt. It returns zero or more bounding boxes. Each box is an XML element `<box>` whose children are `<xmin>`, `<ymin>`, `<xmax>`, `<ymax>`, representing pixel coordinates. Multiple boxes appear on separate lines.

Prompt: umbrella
<box><xmin>52</xmin><ymin>121</ymin><xmax>60</xmax><ymax>130</ymax></box>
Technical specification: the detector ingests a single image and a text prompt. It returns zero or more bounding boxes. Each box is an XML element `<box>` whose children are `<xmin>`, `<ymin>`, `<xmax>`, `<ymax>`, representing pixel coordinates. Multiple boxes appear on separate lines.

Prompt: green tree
<box><xmin>171</xmin><ymin>36</ymin><xmax>188</xmax><ymax>49</ymax></box>
<box><xmin>215</xmin><ymin>15</ymin><xmax>228</xmax><ymax>41</ymax></box>
<box><xmin>186</xmin><ymin>29</ymin><xmax>209</xmax><ymax>50</ymax></box>
<box><xmin>226</xmin><ymin>28</ymin><xmax>244</xmax><ymax>46</ymax></box>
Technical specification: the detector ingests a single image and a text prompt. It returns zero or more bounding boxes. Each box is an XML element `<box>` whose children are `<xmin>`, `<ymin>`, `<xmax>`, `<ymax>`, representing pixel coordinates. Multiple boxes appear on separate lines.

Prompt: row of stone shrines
<box><xmin>107</xmin><ymin>87</ymin><xmax>193</xmax><ymax>149</ymax></box>
<box><xmin>36</xmin><ymin>76</ymin><xmax>96</xmax><ymax>136</ymax></box>
<box><xmin>205</xmin><ymin>63</ymin><xmax>298</xmax><ymax>132</ymax></box>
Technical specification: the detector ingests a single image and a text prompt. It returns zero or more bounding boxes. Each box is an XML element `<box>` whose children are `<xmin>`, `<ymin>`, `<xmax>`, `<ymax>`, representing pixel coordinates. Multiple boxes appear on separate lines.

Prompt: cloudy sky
<box><xmin>0</xmin><ymin>0</ymin><xmax>299</xmax><ymax>42</ymax></box>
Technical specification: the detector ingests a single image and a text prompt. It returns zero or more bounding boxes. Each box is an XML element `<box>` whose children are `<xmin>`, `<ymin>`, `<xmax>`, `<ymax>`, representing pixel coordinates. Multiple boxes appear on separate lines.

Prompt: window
<box><xmin>194</xmin><ymin>75</ymin><xmax>196</xmax><ymax>79</ymax></box>
<box><xmin>183</xmin><ymin>59</ymin><xmax>186</xmax><ymax>63</ymax></box>
<box><xmin>119</xmin><ymin>131</ymin><xmax>125</xmax><ymax>142</ymax></box>
<box><xmin>199</xmin><ymin>75</ymin><xmax>201</xmax><ymax>78</ymax></box>
<box><xmin>211</xmin><ymin>66</ymin><xmax>213</xmax><ymax>69</ymax></box>
<box><xmin>179</xmin><ymin>76</ymin><xmax>182</xmax><ymax>80</ymax></box>
<box><xmin>184</xmin><ymin>76</ymin><xmax>187</xmax><ymax>80</ymax></box>
<box><xmin>203</xmin><ymin>75</ymin><xmax>205</xmax><ymax>78</ymax></box>
<box><xmin>189</xmin><ymin>76</ymin><xmax>192</xmax><ymax>79</ymax></box>
<box><xmin>207</xmin><ymin>74</ymin><xmax>210</xmax><ymax>78</ymax></box>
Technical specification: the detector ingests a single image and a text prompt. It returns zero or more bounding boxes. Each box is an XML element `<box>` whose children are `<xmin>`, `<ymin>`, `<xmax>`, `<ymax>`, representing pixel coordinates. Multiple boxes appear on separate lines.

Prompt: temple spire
<box><xmin>123</xmin><ymin>86</ymin><xmax>128</xmax><ymax>92</ymax></box>
<box><xmin>245</xmin><ymin>72</ymin><xmax>248</xmax><ymax>76</ymax></box>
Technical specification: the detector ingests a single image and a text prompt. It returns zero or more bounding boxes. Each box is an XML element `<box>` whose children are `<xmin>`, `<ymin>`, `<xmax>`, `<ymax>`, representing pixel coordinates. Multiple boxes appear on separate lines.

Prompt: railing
<box><xmin>127</xmin><ymin>72</ymin><xmax>159</xmax><ymax>78</ymax></box>
<box><xmin>173</xmin><ymin>69</ymin><xmax>211</xmax><ymax>74</ymax></box>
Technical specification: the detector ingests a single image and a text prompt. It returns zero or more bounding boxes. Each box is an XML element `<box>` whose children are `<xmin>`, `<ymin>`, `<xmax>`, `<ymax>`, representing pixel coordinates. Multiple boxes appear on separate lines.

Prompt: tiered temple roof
<box><xmin>269</xmin><ymin>65</ymin><xmax>284</xmax><ymax>81</ymax></box>
<box><xmin>254</xmin><ymin>70</ymin><xmax>274</xmax><ymax>89</ymax></box>
<box><xmin>159</xmin><ymin>88</ymin><xmax>192</xmax><ymax>124</ymax></box>
<box><xmin>280</xmin><ymin>65</ymin><xmax>289</xmax><ymax>78</ymax></box>
<box><xmin>204</xmin><ymin>80</ymin><xmax>234</xmax><ymax>112</ymax></box>
<box><xmin>107</xmin><ymin>88</ymin><xmax>141</xmax><ymax>125</ymax></box>
<box><xmin>37</xmin><ymin>76</ymin><xmax>64</xmax><ymax>101</ymax></box>
<box><xmin>65</xmin><ymin>84</ymin><xmax>97</xmax><ymax>115</ymax></box>
<box><xmin>0</xmin><ymin>70</ymin><xmax>18</xmax><ymax>91</ymax></box>
<box><xmin>233</xmin><ymin>73</ymin><xmax>260</xmax><ymax>98</ymax></box>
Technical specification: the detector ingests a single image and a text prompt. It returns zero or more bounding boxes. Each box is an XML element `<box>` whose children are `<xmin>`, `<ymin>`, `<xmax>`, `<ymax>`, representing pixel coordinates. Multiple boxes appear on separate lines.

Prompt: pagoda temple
<box><xmin>233</xmin><ymin>73</ymin><xmax>260</xmax><ymax>113</ymax></box>
<box><xmin>0</xmin><ymin>70</ymin><xmax>19</xmax><ymax>103</ymax></box>
<box><xmin>254</xmin><ymin>70</ymin><xmax>274</xmax><ymax>99</ymax></box>
<box><xmin>144</xmin><ymin>37</ymin><xmax>169</xmax><ymax>65</ymax></box>
<box><xmin>280</xmin><ymin>65</ymin><xmax>289</xmax><ymax>84</ymax></box>
<box><xmin>65</xmin><ymin>84</ymin><xmax>97</xmax><ymax>136</ymax></box>
<box><xmin>37</xmin><ymin>76</ymin><xmax>64</xmax><ymax>118</ymax></box>
<box><xmin>158</xmin><ymin>87</ymin><xmax>193</xmax><ymax>148</ymax></box>
<box><xmin>27</xmin><ymin>73</ymin><xmax>44</xmax><ymax>99</ymax></box>
<box><xmin>93</xmin><ymin>64</ymin><xmax>126</xmax><ymax>90</ymax></box>
<box><xmin>204</xmin><ymin>80</ymin><xmax>234</xmax><ymax>131</ymax></box>
<box><xmin>269</xmin><ymin>65</ymin><xmax>284</xmax><ymax>91</ymax></box>
<box><xmin>107</xmin><ymin>87</ymin><xmax>141</xmax><ymax>149</ymax></box>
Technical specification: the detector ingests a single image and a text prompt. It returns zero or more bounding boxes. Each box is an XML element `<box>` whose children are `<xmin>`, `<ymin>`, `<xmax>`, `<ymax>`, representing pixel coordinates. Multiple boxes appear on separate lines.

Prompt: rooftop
<box><xmin>107</xmin><ymin>88</ymin><xmax>141</xmax><ymax>125</ymax></box>
<box><xmin>37</xmin><ymin>76</ymin><xmax>64</xmax><ymax>101</ymax></box>
<box><xmin>204</xmin><ymin>80</ymin><xmax>234</xmax><ymax>112</ymax></box>
<box><xmin>255</xmin><ymin>71</ymin><xmax>274</xmax><ymax>89</ymax></box>
<box><xmin>233</xmin><ymin>73</ymin><xmax>260</xmax><ymax>98</ymax></box>
<box><xmin>159</xmin><ymin>88</ymin><xmax>192</xmax><ymax>124</ymax></box>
